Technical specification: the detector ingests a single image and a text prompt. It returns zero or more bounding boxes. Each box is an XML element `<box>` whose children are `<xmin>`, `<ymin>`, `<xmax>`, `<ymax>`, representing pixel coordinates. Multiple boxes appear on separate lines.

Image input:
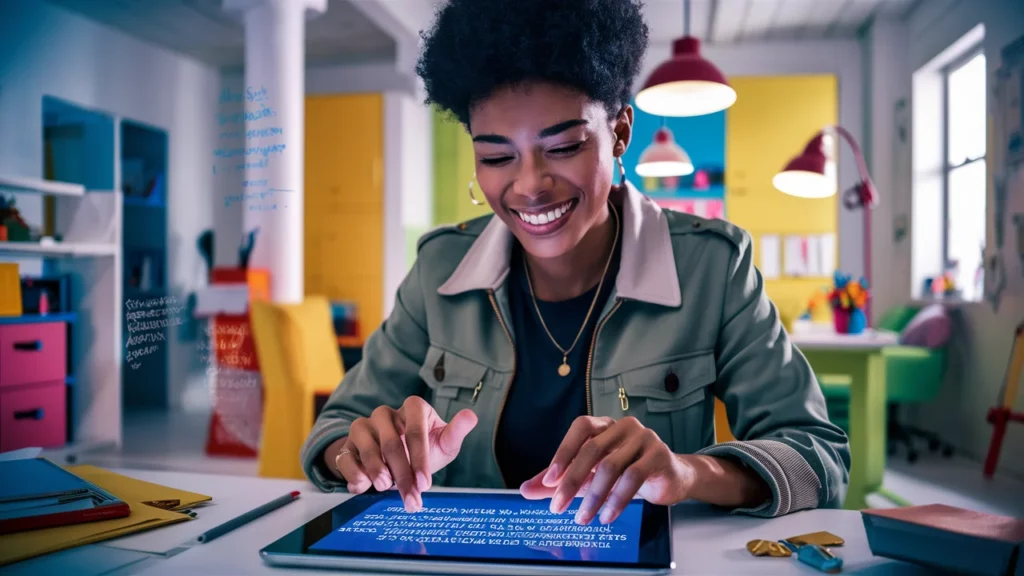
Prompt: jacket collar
<box><xmin>437</xmin><ymin>181</ymin><xmax>681</xmax><ymax>307</ymax></box>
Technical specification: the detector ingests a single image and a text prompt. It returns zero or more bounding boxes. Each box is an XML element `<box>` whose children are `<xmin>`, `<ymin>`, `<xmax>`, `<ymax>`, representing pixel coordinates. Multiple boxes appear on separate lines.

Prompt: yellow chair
<box><xmin>714</xmin><ymin>398</ymin><xmax>736</xmax><ymax>443</ymax></box>
<box><xmin>250</xmin><ymin>295</ymin><xmax>344</xmax><ymax>479</ymax></box>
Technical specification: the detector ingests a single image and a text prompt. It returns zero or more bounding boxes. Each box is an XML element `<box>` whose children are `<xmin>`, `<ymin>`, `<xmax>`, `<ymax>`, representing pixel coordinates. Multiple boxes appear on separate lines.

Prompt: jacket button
<box><xmin>693</xmin><ymin>221</ymin><xmax>701</xmax><ymax>229</ymax></box>
<box><xmin>665</xmin><ymin>373</ymin><xmax>679</xmax><ymax>393</ymax></box>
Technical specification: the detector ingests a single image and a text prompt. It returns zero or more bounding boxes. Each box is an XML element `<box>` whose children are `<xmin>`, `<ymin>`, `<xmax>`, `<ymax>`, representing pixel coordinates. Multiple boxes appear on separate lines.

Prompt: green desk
<box><xmin>791</xmin><ymin>329</ymin><xmax>900</xmax><ymax>510</ymax></box>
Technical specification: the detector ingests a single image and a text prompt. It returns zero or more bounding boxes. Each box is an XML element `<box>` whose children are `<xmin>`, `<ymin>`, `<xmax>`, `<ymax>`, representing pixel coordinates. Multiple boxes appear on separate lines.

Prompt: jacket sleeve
<box><xmin>300</xmin><ymin>258</ymin><xmax>431</xmax><ymax>491</ymax></box>
<box><xmin>696</xmin><ymin>231</ymin><xmax>851</xmax><ymax>517</ymax></box>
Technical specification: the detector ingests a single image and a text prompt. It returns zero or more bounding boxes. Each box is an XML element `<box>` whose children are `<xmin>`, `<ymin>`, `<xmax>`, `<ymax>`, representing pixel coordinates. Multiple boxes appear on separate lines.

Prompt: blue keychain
<box><xmin>780</xmin><ymin>539</ymin><xmax>844</xmax><ymax>573</ymax></box>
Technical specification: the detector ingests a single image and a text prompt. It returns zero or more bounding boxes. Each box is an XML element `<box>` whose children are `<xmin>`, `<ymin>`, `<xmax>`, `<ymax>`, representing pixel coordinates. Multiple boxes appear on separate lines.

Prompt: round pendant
<box><xmin>558</xmin><ymin>363</ymin><xmax>571</xmax><ymax>377</ymax></box>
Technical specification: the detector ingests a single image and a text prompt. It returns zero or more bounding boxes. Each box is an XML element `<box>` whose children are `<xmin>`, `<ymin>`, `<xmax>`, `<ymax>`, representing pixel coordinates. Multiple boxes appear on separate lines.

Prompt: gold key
<box><xmin>746</xmin><ymin>539</ymin><xmax>793</xmax><ymax>557</ymax></box>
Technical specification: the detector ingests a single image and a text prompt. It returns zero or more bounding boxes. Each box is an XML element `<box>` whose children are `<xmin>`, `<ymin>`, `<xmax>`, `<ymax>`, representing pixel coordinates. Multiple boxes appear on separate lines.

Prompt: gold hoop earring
<box><xmin>468</xmin><ymin>174</ymin><xmax>485</xmax><ymax>206</ymax></box>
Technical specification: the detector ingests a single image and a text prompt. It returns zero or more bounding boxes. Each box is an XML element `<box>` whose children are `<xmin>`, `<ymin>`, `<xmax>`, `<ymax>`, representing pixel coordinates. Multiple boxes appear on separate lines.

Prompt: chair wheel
<box><xmin>907</xmin><ymin>451</ymin><xmax>919</xmax><ymax>463</ymax></box>
<box><xmin>942</xmin><ymin>446</ymin><xmax>953</xmax><ymax>458</ymax></box>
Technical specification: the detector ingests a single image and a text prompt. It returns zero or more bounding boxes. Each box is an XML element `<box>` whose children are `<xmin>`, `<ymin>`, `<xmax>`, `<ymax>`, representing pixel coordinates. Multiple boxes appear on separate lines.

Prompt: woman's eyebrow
<box><xmin>471</xmin><ymin>119</ymin><xmax>588</xmax><ymax>144</ymax></box>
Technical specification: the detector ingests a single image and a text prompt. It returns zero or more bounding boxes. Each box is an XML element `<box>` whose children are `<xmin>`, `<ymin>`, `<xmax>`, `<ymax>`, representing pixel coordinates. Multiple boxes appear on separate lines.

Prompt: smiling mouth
<box><xmin>510</xmin><ymin>198</ymin><xmax>579</xmax><ymax>226</ymax></box>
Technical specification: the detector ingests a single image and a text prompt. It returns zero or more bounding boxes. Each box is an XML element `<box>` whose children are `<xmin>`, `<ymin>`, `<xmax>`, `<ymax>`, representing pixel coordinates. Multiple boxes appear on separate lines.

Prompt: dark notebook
<box><xmin>862</xmin><ymin>504</ymin><xmax>1024</xmax><ymax>576</ymax></box>
<box><xmin>0</xmin><ymin>458</ymin><xmax>130</xmax><ymax>534</ymax></box>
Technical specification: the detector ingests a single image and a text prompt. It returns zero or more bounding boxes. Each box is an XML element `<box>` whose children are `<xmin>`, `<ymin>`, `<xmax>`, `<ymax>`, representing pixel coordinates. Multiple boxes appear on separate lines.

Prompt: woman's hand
<box><xmin>326</xmin><ymin>396</ymin><xmax>478</xmax><ymax>512</ymax></box>
<box><xmin>520</xmin><ymin>416</ymin><xmax>696</xmax><ymax>525</ymax></box>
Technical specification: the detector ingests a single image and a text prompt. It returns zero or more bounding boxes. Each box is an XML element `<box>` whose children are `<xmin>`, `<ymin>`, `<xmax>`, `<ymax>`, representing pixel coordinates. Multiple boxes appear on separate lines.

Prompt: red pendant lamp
<box><xmin>636</xmin><ymin>126</ymin><xmax>693</xmax><ymax>178</ymax></box>
<box><xmin>635</xmin><ymin>0</ymin><xmax>736</xmax><ymax>117</ymax></box>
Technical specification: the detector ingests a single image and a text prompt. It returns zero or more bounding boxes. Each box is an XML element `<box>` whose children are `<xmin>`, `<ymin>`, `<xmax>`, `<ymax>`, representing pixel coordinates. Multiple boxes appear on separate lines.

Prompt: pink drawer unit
<box><xmin>0</xmin><ymin>323</ymin><xmax>67</xmax><ymax>388</ymax></box>
<box><xmin>0</xmin><ymin>380</ymin><xmax>66</xmax><ymax>452</ymax></box>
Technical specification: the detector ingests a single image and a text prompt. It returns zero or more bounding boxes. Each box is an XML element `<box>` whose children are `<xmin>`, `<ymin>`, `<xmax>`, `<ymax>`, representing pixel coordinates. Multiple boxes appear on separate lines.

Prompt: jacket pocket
<box><xmin>611</xmin><ymin>351</ymin><xmax>717</xmax><ymax>454</ymax></box>
<box><xmin>418</xmin><ymin>345</ymin><xmax>489</xmax><ymax>421</ymax></box>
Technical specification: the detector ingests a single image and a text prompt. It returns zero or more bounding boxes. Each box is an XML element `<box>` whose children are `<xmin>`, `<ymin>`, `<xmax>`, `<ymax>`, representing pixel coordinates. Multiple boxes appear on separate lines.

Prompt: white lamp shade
<box><xmin>772</xmin><ymin>167</ymin><xmax>838</xmax><ymax>199</ymax></box>
<box><xmin>635</xmin><ymin>81</ymin><xmax>737</xmax><ymax>118</ymax></box>
<box><xmin>636</xmin><ymin>127</ymin><xmax>694</xmax><ymax>178</ymax></box>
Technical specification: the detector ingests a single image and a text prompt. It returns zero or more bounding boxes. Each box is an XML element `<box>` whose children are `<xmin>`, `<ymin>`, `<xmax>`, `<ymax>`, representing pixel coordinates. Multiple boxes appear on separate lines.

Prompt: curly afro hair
<box><xmin>416</xmin><ymin>0</ymin><xmax>649</xmax><ymax>128</ymax></box>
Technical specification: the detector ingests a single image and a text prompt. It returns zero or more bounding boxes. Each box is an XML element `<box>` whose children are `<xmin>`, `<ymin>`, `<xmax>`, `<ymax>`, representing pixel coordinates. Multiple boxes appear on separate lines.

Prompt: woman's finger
<box><xmin>599</xmin><ymin>452</ymin><xmax>657</xmax><ymax>525</ymax></box>
<box><xmin>399</xmin><ymin>396</ymin><xmax>434</xmax><ymax>492</ymax></box>
<box><xmin>544</xmin><ymin>416</ymin><xmax>615</xmax><ymax>486</ymax></box>
<box><xmin>372</xmin><ymin>406</ymin><xmax>420</xmax><ymax>512</ymax></box>
<box><xmin>521</xmin><ymin>469</ymin><xmax>595</xmax><ymax>500</ymax></box>
<box><xmin>350</xmin><ymin>419</ymin><xmax>392</xmax><ymax>491</ymax></box>
<box><xmin>550</xmin><ymin>418</ymin><xmax>637</xmax><ymax>514</ymax></box>
<box><xmin>576</xmin><ymin>434</ymin><xmax>646</xmax><ymax>525</ymax></box>
<box><xmin>335</xmin><ymin>443</ymin><xmax>372</xmax><ymax>494</ymax></box>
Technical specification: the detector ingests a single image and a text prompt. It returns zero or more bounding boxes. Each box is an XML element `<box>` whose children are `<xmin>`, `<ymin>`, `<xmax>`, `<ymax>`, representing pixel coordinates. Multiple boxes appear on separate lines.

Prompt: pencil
<box><xmin>196</xmin><ymin>490</ymin><xmax>300</xmax><ymax>543</ymax></box>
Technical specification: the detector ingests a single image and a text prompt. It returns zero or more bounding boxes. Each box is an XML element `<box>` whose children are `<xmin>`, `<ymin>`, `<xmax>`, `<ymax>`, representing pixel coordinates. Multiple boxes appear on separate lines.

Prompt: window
<box><xmin>943</xmin><ymin>50</ymin><xmax>986</xmax><ymax>300</ymax></box>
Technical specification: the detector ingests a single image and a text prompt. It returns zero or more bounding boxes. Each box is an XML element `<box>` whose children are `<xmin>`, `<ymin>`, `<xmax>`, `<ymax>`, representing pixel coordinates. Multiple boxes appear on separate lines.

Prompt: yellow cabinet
<box><xmin>305</xmin><ymin>94</ymin><xmax>384</xmax><ymax>337</ymax></box>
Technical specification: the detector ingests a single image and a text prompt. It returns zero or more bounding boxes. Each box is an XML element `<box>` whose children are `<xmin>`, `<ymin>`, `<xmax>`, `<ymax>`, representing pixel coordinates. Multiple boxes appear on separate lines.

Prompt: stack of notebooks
<box><xmin>0</xmin><ymin>458</ymin><xmax>211</xmax><ymax>566</ymax></box>
<box><xmin>863</xmin><ymin>504</ymin><xmax>1024</xmax><ymax>576</ymax></box>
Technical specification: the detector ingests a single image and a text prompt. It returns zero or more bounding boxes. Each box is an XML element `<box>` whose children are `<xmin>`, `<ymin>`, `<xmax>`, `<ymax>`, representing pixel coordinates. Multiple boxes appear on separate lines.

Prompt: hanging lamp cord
<box><xmin>683</xmin><ymin>0</ymin><xmax>690</xmax><ymax>37</ymax></box>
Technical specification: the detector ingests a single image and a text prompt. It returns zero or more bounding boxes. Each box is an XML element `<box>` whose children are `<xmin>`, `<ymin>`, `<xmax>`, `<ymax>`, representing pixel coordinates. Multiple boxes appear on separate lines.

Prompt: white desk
<box><xmin>789</xmin><ymin>329</ymin><xmax>900</xmax><ymax>350</ymax></box>
<box><xmin>5</xmin><ymin>468</ymin><xmax>929</xmax><ymax>575</ymax></box>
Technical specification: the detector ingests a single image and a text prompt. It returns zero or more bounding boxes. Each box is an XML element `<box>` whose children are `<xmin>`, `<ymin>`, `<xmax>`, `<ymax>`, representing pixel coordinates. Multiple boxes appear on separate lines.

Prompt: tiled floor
<box><xmin>82</xmin><ymin>410</ymin><xmax>1024</xmax><ymax>518</ymax></box>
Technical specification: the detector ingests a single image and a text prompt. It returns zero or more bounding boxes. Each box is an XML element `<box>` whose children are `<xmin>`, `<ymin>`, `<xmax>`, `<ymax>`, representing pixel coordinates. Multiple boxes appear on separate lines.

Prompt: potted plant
<box><xmin>827</xmin><ymin>271</ymin><xmax>870</xmax><ymax>334</ymax></box>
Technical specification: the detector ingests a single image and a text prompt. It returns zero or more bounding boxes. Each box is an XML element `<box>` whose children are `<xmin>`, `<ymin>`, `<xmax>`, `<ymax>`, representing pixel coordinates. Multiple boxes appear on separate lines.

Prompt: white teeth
<box><xmin>516</xmin><ymin>201</ymin><xmax>574</xmax><ymax>226</ymax></box>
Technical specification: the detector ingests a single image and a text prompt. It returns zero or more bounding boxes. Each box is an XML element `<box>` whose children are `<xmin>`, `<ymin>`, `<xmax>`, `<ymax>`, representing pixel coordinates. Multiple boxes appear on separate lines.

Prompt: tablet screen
<box><xmin>310</xmin><ymin>493</ymin><xmax>644</xmax><ymax>563</ymax></box>
<box><xmin>261</xmin><ymin>491</ymin><xmax>672</xmax><ymax>570</ymax></box>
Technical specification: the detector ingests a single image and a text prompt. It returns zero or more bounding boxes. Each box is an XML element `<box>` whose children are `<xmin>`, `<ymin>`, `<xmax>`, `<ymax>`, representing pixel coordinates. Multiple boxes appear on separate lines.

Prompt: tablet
<box><xmin>260</xmin><ymin>491</ymin><xmax>674</xmax><ymax>575</ymax></box>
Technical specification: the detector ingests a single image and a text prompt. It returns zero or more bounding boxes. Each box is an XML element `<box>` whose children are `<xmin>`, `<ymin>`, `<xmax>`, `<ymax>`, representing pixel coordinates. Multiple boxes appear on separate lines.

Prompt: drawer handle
<box><xmin>13</xmin><ymin>340</ymin><xmax>43</xmax><ymax>351</ymax></box>
<box><xmin>14</xmin><ymin>408</ymin><xmax>44</xmax><ymax>420</ymax></box>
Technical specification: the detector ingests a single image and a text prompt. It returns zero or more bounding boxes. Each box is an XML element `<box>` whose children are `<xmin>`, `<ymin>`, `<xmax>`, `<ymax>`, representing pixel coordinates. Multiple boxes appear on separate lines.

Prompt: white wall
<box><xmin>0</xmin><ymin>0</ymin><xmax>220</xmax><ymax>411</ymax></box>
<box><xmin>862</xmin><ymin>18</ymin><xmax>913</xmax><ymax>322</ymax></box>
<box><xmin>637</xmin><ymin>39</ymin><xmax>866</xmax><ymax>279</ymax></box>
<box><xmin>867</xmin><ymin>0</ymin><xmax>1024</xmax><ymax>478</ymax></box>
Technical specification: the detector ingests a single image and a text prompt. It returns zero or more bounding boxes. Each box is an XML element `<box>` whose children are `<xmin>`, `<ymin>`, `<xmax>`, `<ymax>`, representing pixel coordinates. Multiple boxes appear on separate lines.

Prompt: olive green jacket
<box><xmin>301</xmin><ymin>183</ymin><xmax>850</xmax><ymax>517</ymax></box>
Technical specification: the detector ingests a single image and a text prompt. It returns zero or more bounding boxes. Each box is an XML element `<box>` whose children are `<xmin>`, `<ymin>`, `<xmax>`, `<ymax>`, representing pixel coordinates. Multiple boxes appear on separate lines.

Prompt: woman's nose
<box><xmin>512</xmin><ymin>154</ymin><xmax>553</xmax><ymax>199</ymax></box>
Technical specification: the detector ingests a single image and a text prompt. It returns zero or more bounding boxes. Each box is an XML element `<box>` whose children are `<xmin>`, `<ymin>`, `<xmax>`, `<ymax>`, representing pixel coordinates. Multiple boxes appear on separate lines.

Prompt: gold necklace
<box><xmin>524</xmin><ymin>202</ymin><xmax>620</xmax><ymax>377</ymax></box>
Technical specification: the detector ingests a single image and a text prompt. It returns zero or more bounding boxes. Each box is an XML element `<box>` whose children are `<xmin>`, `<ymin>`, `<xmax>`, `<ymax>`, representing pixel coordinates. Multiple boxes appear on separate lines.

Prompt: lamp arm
<box><xmin>827</xmin><ymin>125</ymin><xmax>874</xmax><ymax>188</ymax></box>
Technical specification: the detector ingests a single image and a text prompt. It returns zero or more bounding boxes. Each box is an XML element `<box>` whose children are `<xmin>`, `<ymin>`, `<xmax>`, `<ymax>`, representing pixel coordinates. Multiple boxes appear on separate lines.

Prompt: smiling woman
<box><xmin>301</xmin><ymin>0</ymin><xmax>850</xmax><ymax>527</ymax></box>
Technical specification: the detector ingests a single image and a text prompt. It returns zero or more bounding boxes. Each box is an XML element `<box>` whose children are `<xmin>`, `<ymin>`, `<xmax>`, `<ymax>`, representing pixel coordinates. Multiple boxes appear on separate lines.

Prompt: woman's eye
<box><xmin>480</xmin><ymin>156</ymin><xmax>513</xmax><ymax>166</ymax></box>
<box><xmin>550</xmin><ymin>142</ymin><xmax>584</xmax><ymax>156</ymax></box>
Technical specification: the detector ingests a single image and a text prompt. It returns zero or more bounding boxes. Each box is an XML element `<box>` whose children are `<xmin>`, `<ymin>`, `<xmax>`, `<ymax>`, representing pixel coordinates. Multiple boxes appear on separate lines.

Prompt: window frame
<box><xmin>940</xmin><ymin>44</ymin><xmax>986</xmax><ymax>273</ymax></box>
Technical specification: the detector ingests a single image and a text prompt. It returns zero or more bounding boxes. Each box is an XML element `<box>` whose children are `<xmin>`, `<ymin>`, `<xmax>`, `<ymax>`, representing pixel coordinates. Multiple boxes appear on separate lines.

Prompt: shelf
<box><xmin>0</xmin><ymin>241</ymin><xmax>116</xmax><ymax>257</ymax></box>
<box><xmin>0</xmin><ymin>174</ymin><xmax>85</xmax><ymax>197</ymax></box>
<box><xmin>0</xmin><ymin>312</ymin><xmax>77</xmax><ymax>325</ymax></box>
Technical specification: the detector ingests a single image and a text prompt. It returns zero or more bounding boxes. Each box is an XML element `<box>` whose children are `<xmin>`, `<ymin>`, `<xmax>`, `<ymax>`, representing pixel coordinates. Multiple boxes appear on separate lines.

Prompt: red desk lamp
<box><xmin>774</xmin><ymin>126</ymin><xmax>879</xmax><ymax>321</ymax></box>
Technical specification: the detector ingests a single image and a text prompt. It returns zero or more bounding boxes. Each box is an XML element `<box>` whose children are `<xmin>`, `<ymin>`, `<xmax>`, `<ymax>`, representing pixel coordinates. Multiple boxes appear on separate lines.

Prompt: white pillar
<box><xmin>223</xmin><ymin>0</ymin><xmax>326</xmax><ymax>303</ymax></box>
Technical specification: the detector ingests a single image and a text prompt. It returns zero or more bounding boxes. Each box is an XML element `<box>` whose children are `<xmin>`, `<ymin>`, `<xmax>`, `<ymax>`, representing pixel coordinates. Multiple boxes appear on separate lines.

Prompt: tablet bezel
<box><xmin>259</xmin><ymin>491</ymin><xmax>673</xmax><ymax>571</ymax></box>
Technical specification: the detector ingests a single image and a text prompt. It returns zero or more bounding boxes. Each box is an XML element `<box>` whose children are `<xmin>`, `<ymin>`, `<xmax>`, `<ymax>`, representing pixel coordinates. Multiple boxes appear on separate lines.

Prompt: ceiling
<box><xmin>644</xmin><ymin>0</ymin><xmax>922</xmax><ymax>43</ymax></box>
<box><xmin>44</xmin><ymin>0</ymin><xmax>395</xmax><ymax>69</ymax></box>
<box><xmin>44</xmin><ymin>0</ymin><xmax>921</xmax><ymax>70</ymax></box>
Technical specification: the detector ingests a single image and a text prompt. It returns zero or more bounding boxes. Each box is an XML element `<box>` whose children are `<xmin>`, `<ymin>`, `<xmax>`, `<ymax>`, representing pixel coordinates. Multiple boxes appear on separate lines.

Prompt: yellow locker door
<box><xmin>305</xmin><ymin>94</ymin><xmax>384</xmax><ymax>337</ymax></box>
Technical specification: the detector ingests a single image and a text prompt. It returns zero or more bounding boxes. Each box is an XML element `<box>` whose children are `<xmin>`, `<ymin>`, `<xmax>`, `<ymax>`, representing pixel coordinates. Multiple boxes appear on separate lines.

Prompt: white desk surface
<box><xmin>4</xmin><ymin>468</ymin><xmax>928</xmax><ymax>575</ymax></box>
<box><xmin>790</xmin><ymin>329</ymin><xmax>900</xmax><ymax>351</ymax></box>
<box><xmin>11</xmin><ymin>468</ymin><xmax>924</xmax><ymax>576</ymax></box>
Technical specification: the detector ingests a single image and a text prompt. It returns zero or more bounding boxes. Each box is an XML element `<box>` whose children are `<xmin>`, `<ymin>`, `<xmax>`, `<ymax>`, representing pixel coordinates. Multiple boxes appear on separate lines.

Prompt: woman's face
<box><xmin>468</xmin><ymin>82</ymin><xmax>632</xmax><ymax>260</ymax></box>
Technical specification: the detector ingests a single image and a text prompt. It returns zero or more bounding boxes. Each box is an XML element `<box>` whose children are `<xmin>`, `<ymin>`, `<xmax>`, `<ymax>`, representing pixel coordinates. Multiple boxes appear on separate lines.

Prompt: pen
<box><xmin>196</xmin><ymin>491</ymin><xmax>300</xmax><ymax>543</ymax></box>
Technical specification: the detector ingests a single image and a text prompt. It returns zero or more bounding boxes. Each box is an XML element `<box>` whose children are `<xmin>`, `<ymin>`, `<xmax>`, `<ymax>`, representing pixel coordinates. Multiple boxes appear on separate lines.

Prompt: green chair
<box><xmin>817</xmin><ymin>305</ymin><xmax>953</xmax><ymax>463</ymax></box>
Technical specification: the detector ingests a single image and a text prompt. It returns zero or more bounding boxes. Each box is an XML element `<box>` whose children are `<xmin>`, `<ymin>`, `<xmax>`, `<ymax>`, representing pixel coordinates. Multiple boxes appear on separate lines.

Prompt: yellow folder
<box><xmin>0</xmin><ymin>466</ymin><xmax>212</xmax><ymax>566</ymax></box>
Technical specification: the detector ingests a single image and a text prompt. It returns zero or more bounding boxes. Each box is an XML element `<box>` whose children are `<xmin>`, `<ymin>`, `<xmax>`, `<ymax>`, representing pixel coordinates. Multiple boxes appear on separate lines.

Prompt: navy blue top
<box><xmin>495</xmin><ymin>230</ymin><xmax>622</xmax><ymax>488</ymax></box>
